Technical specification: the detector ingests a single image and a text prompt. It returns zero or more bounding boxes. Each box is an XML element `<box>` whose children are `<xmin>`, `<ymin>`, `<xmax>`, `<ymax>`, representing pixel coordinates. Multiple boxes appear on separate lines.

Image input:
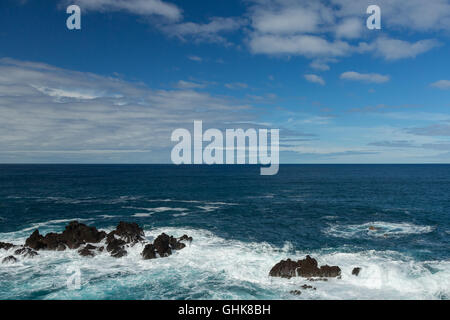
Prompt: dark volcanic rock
<box><xmin>25</xmin><ymin>230</ymin><xmax>47</xmax><ymax>250</ymax></box>
<box><xmin>113</xmin><ymin>222</ymin><xmax>144</xmax><ymax>243</ymax></box>
<box><xmin>78</xmin><ymin>244</ymin><xmax>98</xmax><ymax>257</ymax></box>
<box><xmin>300</xmin><ymin>284</ymin><xmax>316</xmax><ymax>290</ymax></box>
<box><xmin>60</xmin><ymin>221</ymin><xmax>106</xmax><ymax>249</ymax></box>
<box><xmin>352</xmin><ymin>267</ymin><xmax>361</xmax><ymax>276</ymax></box>
<box><xmin>269</xmin><ymin>255</ymin><xmax>341</xmax><ymax>279</ymax></box>
<box><xmin>0</xmin><ymin>242</ymin><xmax>15</xmax><ymax>250</ymax></box>
<box><xmin>2</xmin><ymin>255</ymin><xmax>17</xmax><ymax>264</ymax></box>
<box><xmin>25</xmin><ymin>221</ymin><xmax>106</xmax><ymax>251</ymax></box>
<box><xmin>179</xmin><ymin>235</ymin><xmax>193</xmax><ymax>242</ymax></box>
<box><xmin>153</xmin><ymin>233</ymin><xmax>172</xmax><ymax>257</ymax></box>
<box><xmin>104</xmin><ymin>222</ymin><xmax>145</xmax><ymax>258</ymax></box>
<box><xmin>141</xmin><ymin>244</ymin><xmax>157</xmax><ymax>260</ymax></box>
<box><xmin>142</xmin><ymin>233</ymin><xmax>191</xmax><ymax>259</ymax></box>
<box><xmin>110</xmin><ymin>247</ymin><xmax>127</xmax><ymax>258</ymax></box>
<box><xmin>14</xmin><ymin>247</ymin><xmax>38</xmax><ymax>258</ymax></box>
<box><xmin>290</xmin><ymin>290</ymin><xmax>301</xmax><ymax>295</ymax></box>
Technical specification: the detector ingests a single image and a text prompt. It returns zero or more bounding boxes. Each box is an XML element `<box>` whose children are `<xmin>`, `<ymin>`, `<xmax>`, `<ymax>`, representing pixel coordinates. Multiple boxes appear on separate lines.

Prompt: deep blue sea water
<box><xmin>0</xmin><ymin>164</ymin><xmax>449</xmax><ymax>299</ymax></box>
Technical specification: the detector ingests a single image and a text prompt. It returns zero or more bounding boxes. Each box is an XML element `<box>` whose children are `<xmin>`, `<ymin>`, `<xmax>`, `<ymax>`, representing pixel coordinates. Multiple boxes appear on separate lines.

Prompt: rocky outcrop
<box><xmin>352</xmin><ymin>267</ymin><xmax>361</xmax><ymax>276</ymax></box>
<box><xmin>141</xmin><ymin>233</ymin><xmax>192</xmax><ymax>260</ymax></box>
<box><xmin>25</xmin><ymin>221</ymin><xmax>106</xmax><ymax>251</ymax></box>
<box><xmin>16</xmin><ymin>221</ymin><xmax>190</xmax><ymax>260</ymax></box>
<box><xmin>0</xmin><ymin>242</ymin><xmax>15</xmax><ymax>250</ymax></box>
<box><xmin>104</xmin><ymin>222</ymin><xmax>146</xmax><ymax>258</ymax></box>
<box><xmin>111</xmin><ymin>222</ymin><xmax>144</xmax><ymax>243</ymax></box>
<box><xmin>2</xmin><ymin>255</ymin><xmax>17</xmax><ymax>264</ymax></box>
<box><xmin>142</xmin><ymin>244</ymin><xmax>157</xmax><ymax>260</ymax></box>
<box><xmin>269</xmin><ymin>256</ymin><xmax>341</xmax><ymax>279</ymax></box>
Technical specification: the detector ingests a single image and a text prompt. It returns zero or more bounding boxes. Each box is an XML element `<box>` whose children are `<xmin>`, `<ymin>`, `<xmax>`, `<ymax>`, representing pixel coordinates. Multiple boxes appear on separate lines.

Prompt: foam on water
<box><xmin>324</xmin><ymin>221</ymin><xmax>435</xmax><ymax>239</ymax></box>
<box><xmin>0</xmin><ymin>224</ymin><xmax>448</xmax><ymax>300</ymax></box>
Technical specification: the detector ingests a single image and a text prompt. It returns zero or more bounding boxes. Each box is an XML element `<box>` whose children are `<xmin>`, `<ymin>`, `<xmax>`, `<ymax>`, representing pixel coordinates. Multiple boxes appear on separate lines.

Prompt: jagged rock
<box><xmin>142</xmin><ymin>244</ymin><xmax>157</xmax><ymax>260</ymax></box>
<box><xmin>78</xmin><ymin>244</ymin><xmax>98</xmax><ymax>257</ymax></box>
<box><xmin>24</xmin><ymin>221</ymin><xmax>106</xmax><ymax>251</ymax></box>
<box><xmin>290</xmin><ymin>290</ymin><xmax>301</xmax><ymax>295</ymax></box>
<box><xmin>14</xmin><ymin>247</ymin><xmax>38</xmax><ymax>258</ymax></box>
<box><xmin>269</xmin><ymin>256</ymin><xmax>341</xmax><ymax>279</ymax></box>
<box><xmin>352</xmin><ymin>267</ymin><xmax>361</xmax><ymax>276</ymax></box>
<box><xmin>106</xmin><ymin>221</ymin><xmax>144</xmax><ymax>245</ymax></box>
<box><xmin>25</xmin><ymin>230</ymin><xmax>46</xmax><ymax>250</ymax></box>
<box><xmin>104</xmin><ymin>222</ymin><xmax>145</xmax><ymax>258</ymax></box>
<box><xmin>300</xmin><ymin>284</ymin><xmax>316</xmax><ymax>290</ymax></box>
<box><xmin>153</xmin><ymin>233</ymin><xmax>172</xmax><ymax>257</ymax></box>
<box><xmin>2</xmin><ymin>255</ymin><xmax>17</xmax><ymax>264</ymax></box>
<box><xmin>110</xmin><ymin>247</ymin><xmax>127</xmax><ymax>258</ymax></box>
<box><xmin>179</xmin><ymin>235</ymin><xmax>193</xmax><ymax>242</ymax></box>
<box><xmin>142</xmin><ymin>233</ymin><xmax>191</xmax><ymax>260</ymax></box>
<box><xmin>113</xmin><ymin>222</ymin><xmax>144</xmax><ymax>243</ymax></box>
<box><xmin>59</xmin><ymin>221</ymin><xmax>106</xmax><ymax>249</ymax></box>
<box><xmin>307</xmin><ymin>278</ymin><xmax>328</xmax><ymax>282</ymax></box>
<box><xmin>0</xmin><ymin>242</ymin><xmax>15</xmax><ymax>250</ymax></box>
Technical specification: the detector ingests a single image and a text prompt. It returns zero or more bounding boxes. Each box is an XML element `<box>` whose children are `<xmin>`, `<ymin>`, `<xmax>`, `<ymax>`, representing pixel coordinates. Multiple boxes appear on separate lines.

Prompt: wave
<box><xmin>324</xmin><ymin>221</ymin><xmax>435</xmax><ymax>239</ymax></box>
<box><xmin>0</xmin><ymin>226</ymin><xmax>448</xmax><ymax>300</ymax></box>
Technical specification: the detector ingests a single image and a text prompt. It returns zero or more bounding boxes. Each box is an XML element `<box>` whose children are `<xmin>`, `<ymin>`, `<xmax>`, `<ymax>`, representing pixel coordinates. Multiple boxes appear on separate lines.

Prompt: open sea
<box><xmin>0</xmin><ymin>164</ymin><xmax>449</xmax><ymax>300</ymax></box>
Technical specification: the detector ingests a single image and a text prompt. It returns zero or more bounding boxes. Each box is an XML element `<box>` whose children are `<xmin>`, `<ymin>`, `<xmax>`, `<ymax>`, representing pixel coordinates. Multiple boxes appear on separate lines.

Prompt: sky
<box><xmin>0</xmin><ymin>0</ymin><xmax>450</xmax><ymax>164</ymax></box>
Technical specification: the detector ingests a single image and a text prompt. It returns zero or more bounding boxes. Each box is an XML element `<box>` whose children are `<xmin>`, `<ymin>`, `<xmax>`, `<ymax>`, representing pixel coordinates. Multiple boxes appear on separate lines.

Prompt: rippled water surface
<box><xmin>0</xmin><ymin>164</ymin><xmax>449</xmax><ymax>299</ymax></box>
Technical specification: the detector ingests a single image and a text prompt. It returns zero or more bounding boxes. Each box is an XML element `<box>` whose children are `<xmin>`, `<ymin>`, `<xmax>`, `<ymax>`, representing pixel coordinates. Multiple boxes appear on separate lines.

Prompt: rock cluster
<box><xmin>142</xmin><ymin>233</ymin><xmax>192</xmax><ymax>259</ymax></box>
<box><xmin>1</xmin><ymin>221</ymin><xmax>191</xmax><ymax>263</ymax></box>
<box><xmin>269</xmin><ymin>255</ymin><xmax>341</xmax><ymax>279</ymax></box>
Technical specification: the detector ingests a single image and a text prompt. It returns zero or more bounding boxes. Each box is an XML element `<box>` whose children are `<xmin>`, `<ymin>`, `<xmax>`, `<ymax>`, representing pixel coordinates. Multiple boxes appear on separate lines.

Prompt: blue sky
<box><xmin>1</xmin><ymin>0</ymin><xmax>450</xmax><ymax>163</ymax></box>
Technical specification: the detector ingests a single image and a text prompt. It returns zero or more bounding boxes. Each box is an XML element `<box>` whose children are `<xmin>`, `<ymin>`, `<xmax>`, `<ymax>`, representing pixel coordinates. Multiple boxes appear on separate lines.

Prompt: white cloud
<box><xmin>249</xmin><ymin>34</ymin><xmax>351</xmax><ymax>57</ymax></box>
<box><xmin>160</xmin><ymin>17</ymin><xmax>244</xmax><ymax>44</ymax></box>
<box><xmin>359</xmin><ymin>37</ymin><xmax>441</xmax><ymax>60</ymax></box>
<box><xmin>335</xmin><ymin>18</ymin><xmax>362</xmax><ymax>39</ymax></box>
<box><xmin>0</xmin><ymin>58</ymin><xmax>253</xmax><ymax>162</ymax></box>
<box><xmin>431</xmin><ymin>80</ymin><xmax>450</xmax><ymax>90</ymax></box>
<box><xmin>340</xmin><ymin>71</ymin><xmax>390</xmax><ymax>83</ymax></box>
<box><xmin>69</xmin><ymin>0</ymin><xmax>182</xmax><ymax>21</ymax></box>
<box><xmin>251</xmin><ymin>6</ymin><xmax>323</xmax><ymax>34</ymax></box>
<box><xmin>225</xmin><ymin>82</ymin><xmax>248</xmax><ymax>89</ymax></box>
<box><xmin>187</xmin><ymin>55</ymin><xmax>203</xmax><ymax>62</ymax></box>
<box><xmin>246</xmin><ymin>0</ymin><xmax>445</xmax><ymax>62</ymax></box>
<box><xmin>309</xmin><ymin>58</ymin><xmax>338</xmax><ymax>71</ymax></box>
<box><xmin>304</xmin><ymin>74</ymin><xmax>325</xmax><ymax>85</ymax></box>
<box><xmin>175</xmin><ymin>80</ymin><xmax>207</xmax><ymax>89</ymax></box>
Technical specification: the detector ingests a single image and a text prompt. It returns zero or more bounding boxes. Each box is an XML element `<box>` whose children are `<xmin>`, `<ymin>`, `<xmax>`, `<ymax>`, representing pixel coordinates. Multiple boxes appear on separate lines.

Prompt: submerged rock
<box><xmin>2</xmin><ymin>255</ymin><xmax>17</xmax><ymax>264</ymax></box>
<box><xmin>14</xmin><ymin>247</ymin><xmax>38</xmax><ymax>258</ymax></box>
<box><xmin>269</xmin><ymin>255</ymin><xmax>341</xmax><ymax>279</ymax></box>
<box><xmin>352</xmin><ymin>267</ymin><xmax>361</xmax><ymax>276</ymax></box>
<box><xmin>300</xmin><ymin>284</ymin><xmax>316</xmax><ymax>290</ymax></box>
<box><xmin>78</xmin><ymin>244</ymin><xmax>98</xmax><ymax>257</ymax></box>
<box><xmin>0</xmin><ymin>242</ymin><xmax>15</xmax><ymax>250</ymax></box>
<box><xmin>290</xmin><ymin>290</ymin><xmax>302</xmax><ymax>295</ymax></box>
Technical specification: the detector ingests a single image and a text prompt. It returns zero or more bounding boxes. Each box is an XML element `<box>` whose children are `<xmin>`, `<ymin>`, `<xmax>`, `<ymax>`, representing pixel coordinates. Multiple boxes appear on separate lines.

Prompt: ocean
<box><xmin>0</xmin><ymin>164</ymin><xmax>449</xmax><ymax>300</ymax></box>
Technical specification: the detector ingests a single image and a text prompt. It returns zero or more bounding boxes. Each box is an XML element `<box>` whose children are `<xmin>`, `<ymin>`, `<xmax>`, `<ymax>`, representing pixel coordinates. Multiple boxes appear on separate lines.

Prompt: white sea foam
<box><xmin>196</xmin><ymin>205</ymin><xmax>220</xmax><ymax>212</ymax></box>
<box><xmin>324</xmin><ymin>221</ymin><xmax>435</xmax><ymax>239</ymax></box>
<box><xmin>0</xmin><ymin>226</ymin><xmax>448</xmax><ymax>300</ymax></box>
